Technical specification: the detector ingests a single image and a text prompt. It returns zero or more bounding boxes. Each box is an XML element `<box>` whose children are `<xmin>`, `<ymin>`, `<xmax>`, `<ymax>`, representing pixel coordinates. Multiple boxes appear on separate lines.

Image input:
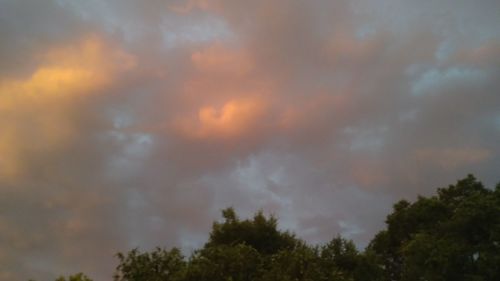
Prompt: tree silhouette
<box><xmin>40</xmin><ymin>175</ymin><xmax>500</xmax><ymax>281</ymax></box>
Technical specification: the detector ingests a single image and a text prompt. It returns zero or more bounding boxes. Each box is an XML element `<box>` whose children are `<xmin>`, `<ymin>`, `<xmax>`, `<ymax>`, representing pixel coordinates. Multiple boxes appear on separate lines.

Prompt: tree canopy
<box><xmin>368</xmin><ymin>175</ymin><xmax>500</xmax><ymax>281</ymax></box>
<box><xmin>42</xmin><ymin>175</ymin><xmax>500</xmax><ymax>281</ymax></box>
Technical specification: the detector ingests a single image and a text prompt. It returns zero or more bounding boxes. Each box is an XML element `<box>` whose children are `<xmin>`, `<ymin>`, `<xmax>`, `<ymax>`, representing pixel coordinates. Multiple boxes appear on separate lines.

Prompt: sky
<box><xmin>0</xmin><ymin>0</ymin><xmax>499</xmax><ymax>280</ymax></box>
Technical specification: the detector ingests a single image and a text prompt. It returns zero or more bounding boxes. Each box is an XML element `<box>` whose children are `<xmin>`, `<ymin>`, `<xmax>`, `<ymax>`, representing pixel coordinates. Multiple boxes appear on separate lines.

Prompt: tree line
<box><xmin>45</xmin><ymin>175</ymin><xmax>500</xmax><ymax>281</ymax></box>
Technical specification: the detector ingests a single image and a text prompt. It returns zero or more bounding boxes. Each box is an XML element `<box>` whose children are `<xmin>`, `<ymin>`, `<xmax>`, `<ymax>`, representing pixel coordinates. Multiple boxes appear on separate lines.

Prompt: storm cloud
<box><xmin>0</xmin><ymin>0</ymin><xmax>499</xmax><ymax>280</ymax></box>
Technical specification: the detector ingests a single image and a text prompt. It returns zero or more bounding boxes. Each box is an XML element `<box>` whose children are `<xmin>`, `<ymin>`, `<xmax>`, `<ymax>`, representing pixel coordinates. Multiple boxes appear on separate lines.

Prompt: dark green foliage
<box><xmin>369</xmin><ymin>174</ymin><xmax>500</xmax><ymax>281</ymax></box>
<box><xmin>113</xmin><ymin>247</ymin><xmax>186</xmax><ymax>281</ymax></box>
<box><xmin>110</xmin><ymin>208</ymin><xmax>370</xmax><ymax>281</ymax></box>
<box><xmin>259</xmin><ymin>243</ymin><xmax>323</xmax><ymax>281</ymax></box>
<box><xmin>207</xmin><ymin>208</ymin><xmax>297</xmax><ymax>255</ymax></box>
<box><xmin>320</xmin><ymin>236</ymin><xmax>359</xmax><ymax>280</ymax></box>
<box><xmin>47</xmin><ymin>175</ymin><xmax>500</xmax><ymax>281</ymax></box>
<box><xmin>185</xmin><ymin>243</ymin><xmax>262</xmax><ymax>281</ymax></box>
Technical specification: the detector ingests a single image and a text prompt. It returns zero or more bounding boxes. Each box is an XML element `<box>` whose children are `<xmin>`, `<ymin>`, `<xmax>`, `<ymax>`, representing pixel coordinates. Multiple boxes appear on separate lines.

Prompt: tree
<box><xmin>320</xmin><ymin>236</ymin><xmax>359</xmax><ymax>281</ymax></box>
<box><xmin>113</xmin><ymin>247</ymin><xmax>186</xmax><ymax>281</ymax></box>
<box><xmin>50</xmin><ymin>174</ymin><xmax>500</xmax><ymax>281</ymax></box>
<box><xmin>369</xmin><ymin>175</ymin><xmax>500</xmax><ymax>281</ymax></box>
<box><xmin>259</xmin><ymin>242</ymin><xmax>322</xmax><ymax>281</ymax></box>
<box><xmin>207</xmin><ymin>208</ymin><xmax>298</xmax><ymax>255</ymax></box>
<box><xmin>185</xmin><ymin>244</ymin><xmax>262</xmax><ymax>281</ymax></box>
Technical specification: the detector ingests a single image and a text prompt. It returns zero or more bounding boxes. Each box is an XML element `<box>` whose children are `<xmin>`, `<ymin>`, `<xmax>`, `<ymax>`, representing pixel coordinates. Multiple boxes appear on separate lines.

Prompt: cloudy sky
<box><xmin>0</xmin><ymin>0</ymin><xmax>499</xmax><ymax>280</ymax></box>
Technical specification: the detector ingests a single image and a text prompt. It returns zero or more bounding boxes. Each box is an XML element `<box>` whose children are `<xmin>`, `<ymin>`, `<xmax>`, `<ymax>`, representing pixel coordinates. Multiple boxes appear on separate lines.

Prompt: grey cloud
<box><xmin>0</xmin><ymin>0</ymin><xmax>499</xmax><ymax>280</ymax></box>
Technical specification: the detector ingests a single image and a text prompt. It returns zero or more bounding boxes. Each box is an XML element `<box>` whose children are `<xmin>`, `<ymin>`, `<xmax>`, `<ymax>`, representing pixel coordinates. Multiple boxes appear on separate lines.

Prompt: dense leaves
<box><xmin>43</xmin><ymin>175</ymin><xmax>499</xmax><ymax>281</ymax></box>
<box><xmin>113</xmin><ymin>247</ymin><xmax>186</xmax><ymax>281</ymax></box>
<box><xmin>185</xmin><ymin>243</ymin><xmax>262</xmax><ymax>281</ymax></box>
<box><xmin>206</xmin><ymin>208</ymin><xmax>297</xmax><ymax>255</ymax></box>
<box><xmin>368</xmin><ymin>175</ymin><xmax>500</xmax><ymax>281</ymax></box>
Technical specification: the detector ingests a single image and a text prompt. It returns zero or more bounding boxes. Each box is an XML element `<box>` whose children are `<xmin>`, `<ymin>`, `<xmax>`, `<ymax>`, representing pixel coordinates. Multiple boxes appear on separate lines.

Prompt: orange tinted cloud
<box><xmin>0</xmin><ymin>35</ymin><xmax>135</xmax><ymax>107</ymax></box>
<box><xmin>178</xmin><ymin>43</ymin><xmax>265</xmax><ymax>109</ymax></box>
<box><xmin>0</xmin><ymin>35</ymin><xmax>135</xmax><ymax>180</ymax></box>
<box><xmin>171</xmin><ymin>43</ymin><xmax>271</xmax><ymax>140</ymax></box>
<box><xmin>191</xmin><ymin>43</ymin><xmax>253</xmax><ymax>76</ymax></box>
<box><xmin>175</xmin><ymin>96</ymin><xmax>269</xmax><ymax>140</ymax></box>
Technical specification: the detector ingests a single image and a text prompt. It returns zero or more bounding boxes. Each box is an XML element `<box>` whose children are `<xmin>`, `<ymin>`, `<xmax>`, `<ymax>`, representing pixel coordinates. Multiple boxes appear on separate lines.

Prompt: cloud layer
<box><xmin>1</xmin><ymin>0</ymin><xmax>499</xmax><ymax>280</ymax></box>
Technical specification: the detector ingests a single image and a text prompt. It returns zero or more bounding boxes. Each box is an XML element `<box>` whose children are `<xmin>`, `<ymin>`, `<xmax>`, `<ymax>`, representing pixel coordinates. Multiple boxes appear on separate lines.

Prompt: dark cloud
<box><xmin>0</xmin><ymin>0</ymin><xmax>499</xmax><ymax>280</ymax></box>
